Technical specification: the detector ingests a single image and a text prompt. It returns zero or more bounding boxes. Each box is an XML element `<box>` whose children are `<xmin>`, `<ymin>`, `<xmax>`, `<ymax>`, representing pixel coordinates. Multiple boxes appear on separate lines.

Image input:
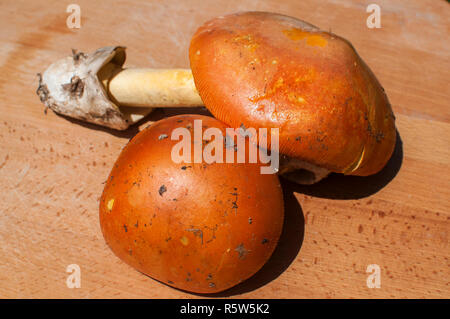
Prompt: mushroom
<box><xmin>37</xmin><ymin>46</ymin><xmax>203</xmax><ymax>130</ymax></box>
<box><xmin>37</xmin><ymin>11</ymin><xmax>396</xmax><ymax>185</ymax></box>
<box><xmin>189</xmin><ymin>11</ymin><xmax>397</xmax><ymax>184</ymax></box>
<box><xmin>99</xmin><ymin>114</ymin><xmax>284</xmax><ymax>293</ymax></box>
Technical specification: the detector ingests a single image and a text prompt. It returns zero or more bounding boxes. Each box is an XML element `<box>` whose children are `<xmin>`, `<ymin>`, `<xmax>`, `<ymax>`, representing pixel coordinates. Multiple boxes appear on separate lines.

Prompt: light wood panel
<box><xmin>0</xmin><ymin>0</ymin><xmax>448</xmax><ymax>298</ymax></box>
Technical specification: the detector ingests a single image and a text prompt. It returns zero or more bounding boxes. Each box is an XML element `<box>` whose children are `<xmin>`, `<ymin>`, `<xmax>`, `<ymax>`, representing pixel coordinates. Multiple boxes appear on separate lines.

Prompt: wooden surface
<box><xmin>0</xmin><ymin>0</ymin><xmax>449</xmax><ymax>299</ymax></box>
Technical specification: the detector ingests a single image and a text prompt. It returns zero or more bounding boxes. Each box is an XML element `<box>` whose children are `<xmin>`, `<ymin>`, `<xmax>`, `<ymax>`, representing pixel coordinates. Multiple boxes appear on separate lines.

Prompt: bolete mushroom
<box><xmin>189</xmin><ymin>11</ymin><xmax>397</xmax><ymax>184</ymax></box>
<box><xmin>99</xmin><ymin>114</ymin><xmax>284</xmax><ymax>293</ymax></box>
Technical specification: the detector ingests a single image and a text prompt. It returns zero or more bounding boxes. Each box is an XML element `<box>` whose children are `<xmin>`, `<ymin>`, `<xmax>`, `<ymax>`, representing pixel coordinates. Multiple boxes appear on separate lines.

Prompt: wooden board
<box><xmin>0</xmin><ymin>0</ymin><xmax>448</xmax><ymax>298</ymax></box>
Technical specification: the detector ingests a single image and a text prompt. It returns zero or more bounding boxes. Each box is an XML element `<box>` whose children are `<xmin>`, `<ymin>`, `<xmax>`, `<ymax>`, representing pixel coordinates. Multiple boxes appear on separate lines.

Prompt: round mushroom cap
<box><xmin>189</xmin><ymin>11</ymin><xmax>396</xmax><ymax>176</ymax></box>
<box><xmin>99</xmin><ymin>114</ymin><xmax>284</xmax><ymax>293</ymax></box>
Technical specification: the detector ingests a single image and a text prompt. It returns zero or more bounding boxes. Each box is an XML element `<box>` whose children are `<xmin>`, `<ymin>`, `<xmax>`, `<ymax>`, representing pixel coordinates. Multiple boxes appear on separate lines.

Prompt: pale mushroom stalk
<box><xmin>98</xmin><ymin>63</ymin><xmax>202</xmax><ymax>108</ymax></box>
<box><xmin>35</xmin><ymin>46</ymin><xmax>329</xmax><ymax>184</ymax></box>
<box><xmin>37</xmin><ymin>46</ymin><xmax>203</xmax><ymax>131</ymax></box>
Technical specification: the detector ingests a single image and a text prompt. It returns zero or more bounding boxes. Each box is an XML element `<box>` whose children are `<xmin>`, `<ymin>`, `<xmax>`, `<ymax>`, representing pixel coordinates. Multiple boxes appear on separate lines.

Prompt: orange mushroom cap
<box><xmin>99</xmin><ymin>114</ymin><xmax>284</xmax><ymax>293</ymax></box>
<box><xmin>189</xmin><ymin>11</ymin><xmax>396</xmax><ymax>177</ymax></box>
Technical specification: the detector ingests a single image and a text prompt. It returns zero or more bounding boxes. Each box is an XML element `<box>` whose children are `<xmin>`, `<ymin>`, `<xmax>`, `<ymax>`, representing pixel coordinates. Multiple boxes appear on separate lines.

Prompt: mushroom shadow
<box><xmin>284</xmin><ymin>129</ymin><xmax>403</xmax><ymax>200</ymax></box>
<box><xmin>54</xmin><ymin>112</ymin><xmax>140</xmax><ymax>139</ymax></box>
<box><xmin>53</xmin><ymin>106</ymin><xmax>211</xmax><ymax>139</ymax></box>
<box><xmin>200</xmin><ymin>179</ymin><xmax>305</xmax><ymax>297</ymax></box>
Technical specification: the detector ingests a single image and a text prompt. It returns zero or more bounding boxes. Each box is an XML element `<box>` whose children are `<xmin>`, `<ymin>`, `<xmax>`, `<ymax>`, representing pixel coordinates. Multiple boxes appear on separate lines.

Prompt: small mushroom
<box><xmin>189</xmin><ymin>12</ymin><xmax>397</xmax><ymax>183</ymax></box>
<box><xmin>37</xmin><ymin>46</ymin><xmax>203</xmax><ymax>130</ymax></box>
<box><xmin>99</xmin><ymin>114</ymin><xmax>284</xmax><ymax>293</ymax></box>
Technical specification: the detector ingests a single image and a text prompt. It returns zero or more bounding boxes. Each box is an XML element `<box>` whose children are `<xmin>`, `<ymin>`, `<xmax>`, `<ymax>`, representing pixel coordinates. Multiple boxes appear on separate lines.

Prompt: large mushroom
<box><xmin>189</xmin><ymin>12</ymin><xmax>397</xmax><ymax>184</ymax></box>
<box><xmin>37</xmin><ymin>11</ymin><xmax>396</xmax><ymax>184</ymax></box>
<box><xmin>99</xmin><ymin>114</ymin><xmax>284</xmax><ymax>293</ymax></box>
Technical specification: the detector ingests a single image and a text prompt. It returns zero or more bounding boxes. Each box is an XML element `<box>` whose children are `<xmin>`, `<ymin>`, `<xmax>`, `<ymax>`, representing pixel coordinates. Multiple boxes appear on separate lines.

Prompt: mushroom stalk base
<box><xmin>37</xmin><ymin>46</ymin><xmax>204</xmax><ymax>130</ymax></box>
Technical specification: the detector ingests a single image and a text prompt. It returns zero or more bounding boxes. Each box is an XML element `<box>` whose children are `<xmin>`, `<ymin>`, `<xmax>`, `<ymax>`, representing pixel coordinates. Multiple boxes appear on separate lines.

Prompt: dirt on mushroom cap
<box><xmin>189</xmin><ymin>11</ymin><xmax>396</xmax><ymax>177</ymax></box>
<box><xmin>99</xmin><ymin>114</ymin><xmax>284</xmax><ymax>293</ymax></box>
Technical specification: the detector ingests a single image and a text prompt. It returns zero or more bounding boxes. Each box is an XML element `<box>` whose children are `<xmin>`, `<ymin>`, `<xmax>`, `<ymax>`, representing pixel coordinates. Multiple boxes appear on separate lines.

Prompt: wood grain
<box><xmin>0</xmin><ymin>0</ymin><xmax>448</xmax><ymax>298</ymax></box>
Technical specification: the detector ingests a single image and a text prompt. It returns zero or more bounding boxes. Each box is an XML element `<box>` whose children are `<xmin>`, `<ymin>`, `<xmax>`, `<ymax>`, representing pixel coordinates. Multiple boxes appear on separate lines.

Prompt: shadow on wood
<box><xmin>53</xmin><ymin>106</ymin><xmax>211</xmax><ymax>139</ymax></box>
<box><xmin>54</xmin><ymin>112</ymin><xmax>140</xmax><ymax>139</ymax></box>
<box><xmin>285</xmin><ymin>129</ymin><xmax>403</xmax><ymax>200</ymax></box>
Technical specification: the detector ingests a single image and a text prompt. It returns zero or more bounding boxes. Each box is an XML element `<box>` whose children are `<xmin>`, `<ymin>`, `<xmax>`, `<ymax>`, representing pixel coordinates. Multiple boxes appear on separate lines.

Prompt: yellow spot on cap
<box><xmin>180</xmin><ymin>236</ymin><xmax>189</xmax><ymax>246</ymax></box>
<box><xmin>306</xmin><ymin>35</ymin><xmax>327</xmax><ymax>47</ymax></box>
<box><xmin>283</xmin><ymin>28</ymin><xmax>327</xmax><ymax>47</ymax></box>
<box><xmin>233</xmin><ymin>34</ymin><xmax>259</xmax><ymax>52</ymax></box>
<box><xmin>283</xmin><ymin>28</ymin><xmax>308</xmax><ymax>41</ymax></box>
<box><xmin>196</xmin><ymin>50</ymin><xmax>201</xmax><ymax>55</ymax></box>
<box><xmin>272</xmin><ymin>60</ymin><xmax>278</xmax><ymax>64</ymax></box>
<box><xmin>274</xmin><ymin>77</ymin><xmax>284</xmax><ymax>89</ymax></box>
<box><xmin>288</xmin><ymin>93</ymin><xmax>307</xmax><ymax>105</ymax></box>
<box><xmin>107</xmin><ymin>199</ymin><xmax>114</xmax><ymax>211</ymax></box>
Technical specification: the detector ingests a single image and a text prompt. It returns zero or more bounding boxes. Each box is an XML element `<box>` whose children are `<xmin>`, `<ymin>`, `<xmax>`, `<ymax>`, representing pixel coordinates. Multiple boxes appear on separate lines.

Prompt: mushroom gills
<box><xmin>279</xmin><ymin>156</ymin><xmax>330</xmax><ymax>184</ymax></box>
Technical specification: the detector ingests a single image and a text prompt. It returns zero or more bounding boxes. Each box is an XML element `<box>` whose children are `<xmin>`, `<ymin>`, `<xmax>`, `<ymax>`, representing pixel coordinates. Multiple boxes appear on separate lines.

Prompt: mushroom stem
<box><xmin>98</xmin><ymin>64</ymin><xmax>203</xmax><ymax>108</ymax></box>
<box><xmin>37</xmin><ymin>46</ymin><xmax>205</xmax><ymax>130</ymax></box>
